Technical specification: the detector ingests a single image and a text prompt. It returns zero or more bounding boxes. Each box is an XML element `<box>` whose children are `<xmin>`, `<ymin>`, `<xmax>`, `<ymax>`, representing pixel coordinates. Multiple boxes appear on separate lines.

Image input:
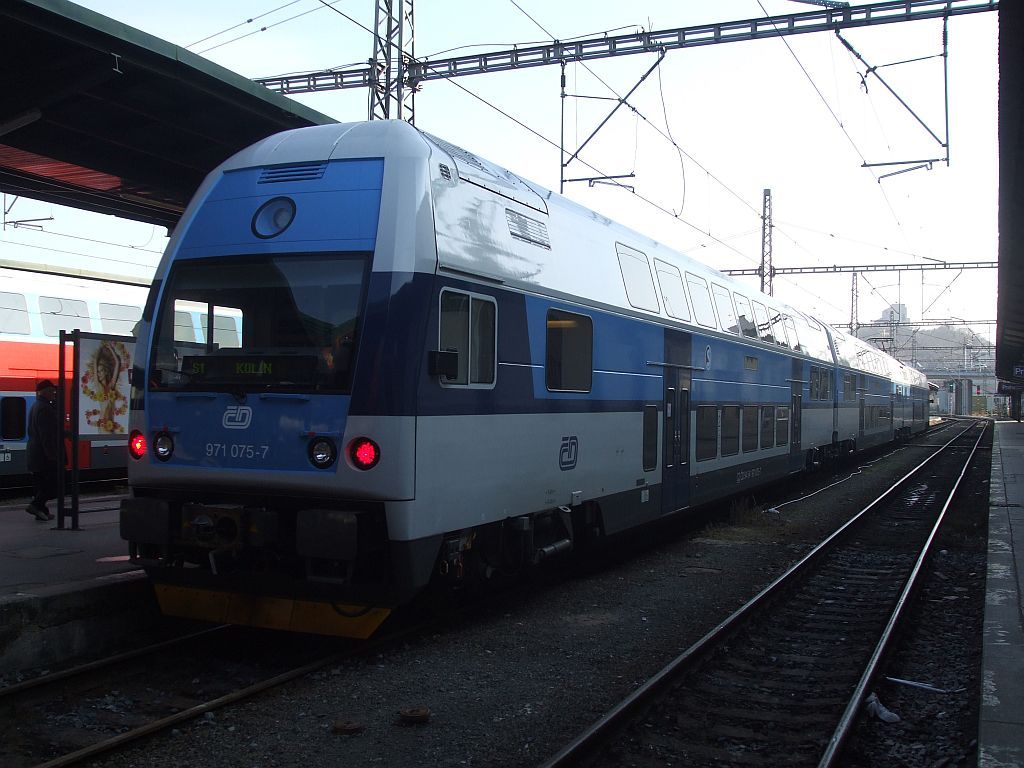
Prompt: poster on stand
<box><xmin>76</xmin><ymin>336</ymin><xmax>135</xmax><ymax>436</ymax></box>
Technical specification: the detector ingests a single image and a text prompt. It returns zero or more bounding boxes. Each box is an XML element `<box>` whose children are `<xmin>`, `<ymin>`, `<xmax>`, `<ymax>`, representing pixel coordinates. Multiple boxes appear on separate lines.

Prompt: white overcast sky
<box><xmin>0</xmin><ymin>0</ymin><xmax>999</xmax><ymax>340</ymax></box>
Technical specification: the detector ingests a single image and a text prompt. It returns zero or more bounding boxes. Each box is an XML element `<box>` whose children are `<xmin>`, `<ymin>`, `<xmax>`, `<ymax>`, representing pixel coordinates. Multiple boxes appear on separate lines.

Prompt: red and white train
<box><xmin>0</xmin><ymin>266</ymin><xmax>148</xmax><ymax>483</ymax></box>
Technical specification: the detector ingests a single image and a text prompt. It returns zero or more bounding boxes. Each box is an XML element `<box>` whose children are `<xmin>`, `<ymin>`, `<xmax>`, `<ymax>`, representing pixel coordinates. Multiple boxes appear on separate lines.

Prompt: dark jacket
<box><xmin>27</xmin><ymin>393</ymin><xmax>61</xmax><ymax>474</ymax></box>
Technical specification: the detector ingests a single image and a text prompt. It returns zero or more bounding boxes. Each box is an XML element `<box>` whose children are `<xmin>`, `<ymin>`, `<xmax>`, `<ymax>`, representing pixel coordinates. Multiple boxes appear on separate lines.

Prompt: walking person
<box><xmin>26</xmin><ymin>379</ymin><xmax>61</xmax><ymax>521</ymax></box>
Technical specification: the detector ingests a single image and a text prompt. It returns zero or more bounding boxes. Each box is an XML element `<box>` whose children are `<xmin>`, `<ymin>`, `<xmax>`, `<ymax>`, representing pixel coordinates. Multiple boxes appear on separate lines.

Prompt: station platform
<box><xmin>982</xmin><ymin>420</ymin><xmax>1024</xmax><ymax>767</ymax></box>
<box><xmin>0</xmin><ymin>491</ymin><xmax>159</xmax><ymax>674</ymax></box>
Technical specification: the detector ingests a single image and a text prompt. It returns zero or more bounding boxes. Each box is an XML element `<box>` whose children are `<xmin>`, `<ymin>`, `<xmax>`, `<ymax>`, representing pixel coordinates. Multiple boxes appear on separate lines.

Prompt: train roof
<box><xmin>179</xmin><ymin>120</ymin><xmax>920</xmax><ymax>380</ymax></box>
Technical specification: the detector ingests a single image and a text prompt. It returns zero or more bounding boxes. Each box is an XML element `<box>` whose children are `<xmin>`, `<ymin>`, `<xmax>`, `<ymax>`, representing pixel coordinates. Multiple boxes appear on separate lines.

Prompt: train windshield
<box><xmin>149</xmin><ymin>253</ymin><xmax>369</xmax><ymax>394</ymax></box>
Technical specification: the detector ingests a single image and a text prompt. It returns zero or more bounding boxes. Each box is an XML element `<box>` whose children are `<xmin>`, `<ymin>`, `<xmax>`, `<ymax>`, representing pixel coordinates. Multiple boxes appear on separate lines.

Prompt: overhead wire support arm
<box><xmin>561</xmin><ymin>50</ymin><xmax>666</xmax><ymax>191</ymax></box>
<box><xmin>835</xmin><ymin>26</ymin><xmax>950</xmax><ymax>170</ymax></box>
<box><xmin>254</xmin><ymin>1</ymin><xmax>997</xmax><ymax>95</ymax></box>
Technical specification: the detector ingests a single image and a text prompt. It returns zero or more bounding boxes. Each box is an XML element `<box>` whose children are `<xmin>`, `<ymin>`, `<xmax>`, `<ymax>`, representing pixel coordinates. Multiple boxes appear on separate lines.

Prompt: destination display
<box><xmin>180</xmin><ymin>354</ymin><xmax>318</xmax><ymax>386</ymax></box>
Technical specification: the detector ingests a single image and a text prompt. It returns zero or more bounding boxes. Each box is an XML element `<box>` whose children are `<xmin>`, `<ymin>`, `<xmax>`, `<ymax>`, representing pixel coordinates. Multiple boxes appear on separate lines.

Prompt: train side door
<box><xmin>662</xmin><ymin>330</ymin><xmax>691</xmax><ymax>515</ymax></box>
<box><xmin>790</xmin><ymin>359</ymin><xmax>802</xmax><ymax>467</ymax></box>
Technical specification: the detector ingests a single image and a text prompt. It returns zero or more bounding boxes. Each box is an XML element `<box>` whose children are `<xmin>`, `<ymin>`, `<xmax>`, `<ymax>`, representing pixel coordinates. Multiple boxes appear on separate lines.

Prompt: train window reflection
<box><xmin>711</xmin><ymin>284</ymin><xmax>739</xmax><ymax>335</ymax></box>
<box><xmin>733</xmin><ymin>294</ymin><xmax>758</xmax><ymax>339</ymax></box>
<box><xmin>150</xmin><ymin>253</ymin><xmax>369</xmax><ymax>393</ymax></box>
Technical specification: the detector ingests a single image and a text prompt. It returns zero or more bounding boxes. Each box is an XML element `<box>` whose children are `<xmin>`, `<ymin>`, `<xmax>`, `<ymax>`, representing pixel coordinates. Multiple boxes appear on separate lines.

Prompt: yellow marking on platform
<box><xmin>153</xmin><ymin>584</ymin><xmax>391</xmax><ymax>639</ymax></box>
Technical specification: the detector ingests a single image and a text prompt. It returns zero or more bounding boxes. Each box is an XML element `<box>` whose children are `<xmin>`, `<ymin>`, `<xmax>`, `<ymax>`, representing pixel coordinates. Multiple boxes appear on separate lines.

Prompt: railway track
<box><xmin>542</xmin><ymin>418</ymin><xmax>988</xmax><ymax>768</ymax></box>
<box><xmin>0</xmin><ymin>625</ymin><xmax>354</xmax><ymax>768</ymax></box>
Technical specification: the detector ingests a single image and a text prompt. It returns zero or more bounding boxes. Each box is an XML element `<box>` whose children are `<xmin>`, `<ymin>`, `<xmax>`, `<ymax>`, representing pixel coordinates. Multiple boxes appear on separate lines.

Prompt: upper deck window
<box><xmin>654</xmin><ymin>260</ymin><xmax>691</xmax><ymax>322</ymax></box>
<box><xmin>150</xmin><ymin>253</ymin><xmax>369</xmax><ymax>394</ymax></box>
<box><xmin>711</xmin><ymin>284</ymin><xmax>739</xmax><ymax>335</ymax></box>
<box><xmin>685</xmin><ymin>273</ymin><xmax>718</xmax><ymax>330</ymax></box>
<box><xmin>0</xmin><ymin>292</ymin><xmax>30</xmax><ymax>335</ymax></box>
<box><xmin>40</xmin><ymin>296</ymin><xmax>92</xmax><ymax>336</ymax></box>
<box><xmin>616</xmin><ymin>244</ymin><xmax>659</xmax><ymax>313</ymax></box>
<box><xmin>100</xmin><ymin>303</ymin><xmax>142</xmax><ymax>337</ymax></box>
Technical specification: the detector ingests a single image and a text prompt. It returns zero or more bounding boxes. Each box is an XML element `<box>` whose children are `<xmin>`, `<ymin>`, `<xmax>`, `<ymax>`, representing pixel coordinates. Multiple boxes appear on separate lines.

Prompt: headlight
<box><xmin>252</xmin><ymin>196</ymin><xmax>296</xmax><ymax>239</ymax></box>
<box><xmin>154</xmin><ymin>432</ymin><xmax>174</xmax><ymax>461</ymax></box>
<box><xmin>308</xmin><ymin>437</ymin><xmax>337</xmax><ymax>469</ymax></box>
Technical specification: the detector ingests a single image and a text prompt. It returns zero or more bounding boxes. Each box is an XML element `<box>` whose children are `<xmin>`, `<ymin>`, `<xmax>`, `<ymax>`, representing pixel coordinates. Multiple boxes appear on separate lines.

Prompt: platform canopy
<box><xmin>0</xmin><ymin>0</ymin><xmax>336</xmax><ymax>231</ymax></box>
<box><xmin>997</xmin><ymin>4</ymin><xmax>1024</xmax><ymax>382</ymax></box>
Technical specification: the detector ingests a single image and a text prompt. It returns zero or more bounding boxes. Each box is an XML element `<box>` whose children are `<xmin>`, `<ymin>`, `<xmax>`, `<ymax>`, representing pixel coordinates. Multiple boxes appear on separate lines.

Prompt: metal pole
<box><xmin>560</xmin><ymin>60</ymin><xmax>566</xmax><ymax>195</ymax></box>
<box><xmin>942</xmin><ymin>15</ymin><xmax>950</xmax><ymax>165</ymax></box>
<box><xmin>57</xmin><ymin>330</ymin><xmax>66</xmax><ymax>528</ymax></box>
<box><xmin>71</xmin><ymin>330</ymin><xmax>80</xmax><ymax>530</ymax></box>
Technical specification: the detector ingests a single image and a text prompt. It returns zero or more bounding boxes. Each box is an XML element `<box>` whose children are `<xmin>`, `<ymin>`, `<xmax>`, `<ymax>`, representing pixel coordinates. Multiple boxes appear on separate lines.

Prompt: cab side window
<box><xmin>439</xmin><ymin>290</ymin><xmax>497</xmax><ymax>387</ymax></box>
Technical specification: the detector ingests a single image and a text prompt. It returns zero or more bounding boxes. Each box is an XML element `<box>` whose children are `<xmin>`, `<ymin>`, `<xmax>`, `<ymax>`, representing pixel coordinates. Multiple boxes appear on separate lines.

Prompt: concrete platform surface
<box><xmin>982</xmin><ymin>421</ymin><xmax>1024</xmax><ymax>768</ymax></box>
<box><xmin>0</xmin><ymin>491</ymin><xmax>161</xmax><ymax>674</ymax></box>
<box><xmin>0</xmin><ymin>493</ymin><xmax>138</xmax><ymax>597</ymax></box>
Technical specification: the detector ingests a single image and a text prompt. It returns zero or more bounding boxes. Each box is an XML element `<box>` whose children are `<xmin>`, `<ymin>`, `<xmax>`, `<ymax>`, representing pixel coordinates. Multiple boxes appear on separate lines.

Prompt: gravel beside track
<box><xmin>78</xmin><ymin>426</ymin><xmax>985</xmax><ymax>768</ymax></box>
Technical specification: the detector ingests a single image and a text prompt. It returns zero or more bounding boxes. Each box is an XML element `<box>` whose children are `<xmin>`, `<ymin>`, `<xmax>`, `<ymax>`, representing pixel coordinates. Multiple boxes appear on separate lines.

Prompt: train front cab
<box><xmin>121</xmin><ymin>125</ymin><xmax>442</xmax><ymax>639</ymax></box>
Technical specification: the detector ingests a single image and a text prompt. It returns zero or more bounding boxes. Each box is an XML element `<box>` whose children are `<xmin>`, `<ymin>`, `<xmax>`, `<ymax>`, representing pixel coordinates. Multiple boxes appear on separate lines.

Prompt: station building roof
<box><xmin>0</xmin><ymin>0</ymin><xmax>335</xmax><ymax>231</ymax></box>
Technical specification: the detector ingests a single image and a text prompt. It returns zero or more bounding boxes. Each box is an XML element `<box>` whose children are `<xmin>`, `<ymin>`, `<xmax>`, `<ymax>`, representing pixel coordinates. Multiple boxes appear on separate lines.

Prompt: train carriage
<box><xmin>0</xmin><ymin>268</ymin><xmax>148</xmax><ymax>481</ymax></box>
<box><xmin>119</xmin><ymin>120</ymin><xmax>930</xmax><ymax>638</ymax></box>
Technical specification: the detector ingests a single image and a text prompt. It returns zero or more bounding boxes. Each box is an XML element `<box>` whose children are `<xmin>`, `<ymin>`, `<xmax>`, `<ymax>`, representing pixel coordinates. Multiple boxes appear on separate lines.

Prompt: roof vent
<box><xmin>258</xmin><ymin>162</ymin><xmax>328</xmax><ymax>184</ymax></box>
<box><xmin>439</xmin><ymin>163</ymin><xmax>452</xmax><ymax>181</ymax></box>
<box><xmin>506</xmin><ymin>209</ymin><xmax>550</xmax><ymax>250</ymax></box>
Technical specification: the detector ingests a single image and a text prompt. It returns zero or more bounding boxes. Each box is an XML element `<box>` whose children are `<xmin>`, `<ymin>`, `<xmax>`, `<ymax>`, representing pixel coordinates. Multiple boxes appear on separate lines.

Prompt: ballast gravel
<box><xmin>87</xmin><ymin>432</ymin><xmax>986</xmax><ymax>768</ymax></box>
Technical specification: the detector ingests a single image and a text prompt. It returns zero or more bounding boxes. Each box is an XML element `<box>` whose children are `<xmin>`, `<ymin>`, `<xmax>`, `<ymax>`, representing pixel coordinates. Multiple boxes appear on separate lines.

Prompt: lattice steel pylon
<box><xmin>759</xmin><ymin>188</ymin><xmax>774</xmax><ymax>295</ymax></box>
<box><xmin>368</xmin><ymin>0</ymin><xmax>415</xmax><ymax>123</ymax></box>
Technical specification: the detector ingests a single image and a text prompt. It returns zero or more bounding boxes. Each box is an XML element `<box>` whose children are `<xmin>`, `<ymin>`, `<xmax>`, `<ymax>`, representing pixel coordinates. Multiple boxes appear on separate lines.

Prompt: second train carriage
<box><xmin>120</xmin><ymin>121</ymin><xmax>929</xmax><ymax>637</ymax></box>
<box><xmin>0</xmin><ymin>268</ymin><xmax>149</xmax><ymax>481</ymax></box>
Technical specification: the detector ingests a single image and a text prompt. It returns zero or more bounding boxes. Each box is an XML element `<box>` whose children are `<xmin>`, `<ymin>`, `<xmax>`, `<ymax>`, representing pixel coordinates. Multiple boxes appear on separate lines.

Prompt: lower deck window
<box><xmin>760</xmin><ymin>406</ymin><xmax>775</xmax><ymax>450</ymax></box>
<box><xmin>696</xmin><ymin>406</ymin><xmax>718</xmax><ymax>461</ymax></box>
<box><xmin>775</xmin><ymin>406</ymin><xmax>790</xmax><ymax>447</ymax></box>
<box><xmin>721</xmin><ymin>406</ymin><xmax>740</xmax><ymax>456</ymax></box>
<box><xmin>1</xmin><ymin>397</ymin><xmax>26</xmax><ymax>440</ymax></box>
<box><xmin>742</xmin><ymin>406</ymin><xmax>758</xmax><ymax>452</ymax></box>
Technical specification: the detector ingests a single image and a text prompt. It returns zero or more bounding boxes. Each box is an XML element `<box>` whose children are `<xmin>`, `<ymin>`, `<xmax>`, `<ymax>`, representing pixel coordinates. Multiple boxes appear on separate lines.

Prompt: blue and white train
<box><xmin>120</xmin><ymin>121</ymin><xmax>930</xmax><ymax>638</ymax></box>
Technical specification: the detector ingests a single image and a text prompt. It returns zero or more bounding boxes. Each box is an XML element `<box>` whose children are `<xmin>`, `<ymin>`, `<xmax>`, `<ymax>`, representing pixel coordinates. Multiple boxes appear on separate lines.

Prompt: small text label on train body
<box><xmin>559</xmin><ymin>435</ymin><xmax>579</xmax><ymax>471</ymax></box>
<box><xmin>206</xmin><ymin>443</ymin><xmax>270</xmax><ymax>459</ymax></box>
<box><xmin>0</xmin><ymin>451</ymin><xmax>11</xmax><ymax>463</ymax></box>
<box><xmin>736</xmin><ymin>467</ymin><xmax>762</xmax><ymax>484</ymax></box>
<box><xmin>223</xmin><ymin>405</ymin><xmax>253</xmax><ymax>430</ymax></box>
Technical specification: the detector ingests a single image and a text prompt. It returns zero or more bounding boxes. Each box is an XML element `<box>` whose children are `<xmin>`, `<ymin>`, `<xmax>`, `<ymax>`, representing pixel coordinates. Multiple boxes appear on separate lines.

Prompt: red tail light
<box><xmin>350</xmin><ymin>437</ymin><xmax>380</xmax><ymax>470</ymax></box>
<box><xmin>129</xmin><ymin>430</ymin><xmax>147</xmax><ymax>460</ymax></box>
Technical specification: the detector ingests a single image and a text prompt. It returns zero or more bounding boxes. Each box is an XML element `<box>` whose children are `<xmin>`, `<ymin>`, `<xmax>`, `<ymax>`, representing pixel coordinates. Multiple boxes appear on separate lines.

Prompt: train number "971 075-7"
<box><xmin>205</xmin><ymin>443</ymin><xmax>270</xmax><ymax>459</ymax></box>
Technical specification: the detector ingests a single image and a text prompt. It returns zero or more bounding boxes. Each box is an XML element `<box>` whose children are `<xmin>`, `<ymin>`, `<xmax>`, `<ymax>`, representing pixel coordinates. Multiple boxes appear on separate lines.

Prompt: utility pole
<box><xmin>759</xmin><ymin>188</ymin><xmax>774</xmax><ymax>296</ymax></box>
<box><xmin>368</xmin><ymin>0</ymin><xmax>415</xmax><ymax>123</ymax></box>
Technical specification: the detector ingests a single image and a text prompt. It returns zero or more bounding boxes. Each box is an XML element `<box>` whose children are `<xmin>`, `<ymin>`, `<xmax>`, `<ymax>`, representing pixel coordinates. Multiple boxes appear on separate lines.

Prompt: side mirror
<box><xmin>428</xmin><ymin>350</ymin><xmax>459</xmax><ymax>380</ymax></box>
